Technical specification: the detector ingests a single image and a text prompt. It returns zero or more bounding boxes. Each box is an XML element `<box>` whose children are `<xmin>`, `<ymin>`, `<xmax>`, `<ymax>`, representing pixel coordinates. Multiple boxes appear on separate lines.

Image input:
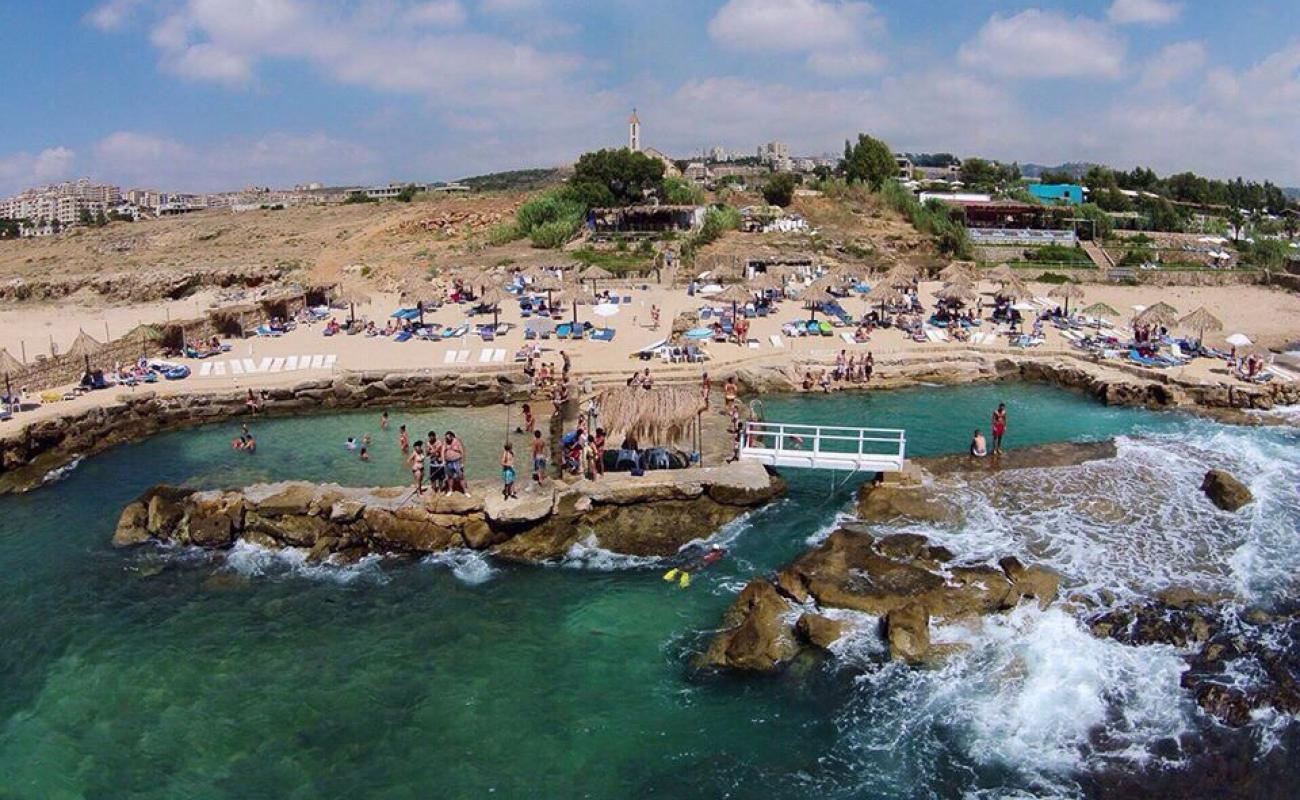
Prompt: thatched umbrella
<box><xmin>938</xmin><ymin>261</ymin><xmax>979</xmax><ymax>284</ymax></box>
<box><xmin>1135</xmin><ymin>301</ymin><xmax>1180</xmax><ymax>329</ymax></box>
<box><xmin>477</xmin><ymin>285</ymin><xmax>511</xmax><ymax>328</ymax></box>
<box><xmin>1179</xmin><ymin>306</ymin><xmax>1223</xmax><ymax>345</ymax></box>
<box><xmin>1079</xmin><ymin>302</ymin><xmax>1120</xmax><ymax>319</ymax></box>
<box><xmin>529</xmin><ymin>272</ymin><xmax>564</xmax><ymax>308</ymax></box>
<box><xmin>580</xmin><ymin>264</ymin><xmax>614</xmax><ymax>293</ymax></box>
<box><xmin>935</xmin><ymin>281</ymin><xmax>977</xmax><ymax>304</ymax></box>
<box><xmin>749</xmin><ymin>271</ymin><xmax>784</xmax><ymax>294</ymax></box>
<box><xmin>800</xmin><ymin>278</ymin><xmax>838</xmax><ymax>322</ymax></box>
<box><xmin>66</xmin><ymin>330</ymin><xmax>104</xmax><ymax>375</ymax></box>
<box><xmin>865</xmin><ymin>282</ymin><xmax>906</xmax><ymax>314</ymax></box>
<box><xmin>122</xmin><ymin>323</ymin><xmax>164</xmax><ymax>358</ymax></box>
<box><xmin>597</xmin><ymin>385</ymin><xmax>706</xmax><ymax>447</ymax></box>
<box><xmin>554</xmin><ymin>285</ymin><xmax>591</xmax><ymax>328</ymax></box>
<box><xmin>988</xmin><ymin>263</ymin><xmax>1018</xmax><ymax>283</ymax></box>
<box><xmin>998</xmin><ymin>278</ymin><xmax>1031</xmax><ymax>300</ymax></box>
<box><xmin>396</xmin><ymin>272</ymin><xmax>438</xmax><ymax>325</ymax></box>
<box><xmin>715</xmin><ymin>283</ymin><xmax>756</xmax><ymax>321</ymax></box>
<box><xmin>0</xmin><ymin>348</ymin><xmax>24</xmax><ymax>400</ymax></box>
<box><xmin>1048</xmin><ymin>283</ymin><xmax>1085</xmax><ymax>315</ymax></box>
<box><xmin>335</xmin><ymin>285</ymin><xmax>372</xmax><ymax>324</ymax></box>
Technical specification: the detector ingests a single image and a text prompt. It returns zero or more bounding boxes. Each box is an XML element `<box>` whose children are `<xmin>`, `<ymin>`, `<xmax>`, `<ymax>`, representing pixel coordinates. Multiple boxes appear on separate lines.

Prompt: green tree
<box><xmin>572</xmin><ymin>148</ymin><xmax>666</xmax><ymax>205</ymax></box>
<box><xmin>1283</xmin><ymin>214</ymin><xmax>1298</xmax><ymax>241</ymax></box>
<box><xmin>1227</xmin><ymin>208</ymin><xmax>1245</xmax><ymax>241</ymax></box>
<box><xmin>958</xmin><ymin>158</ymin><xmax>1007</xmax><ymax>190</ymax></box>
<box><xmin>761</xmin><ymin>172</ymin><xmax>798</xmax><ymax>207</ymax></box>
<box><xmin>840</xmin><ymin>133</ymin><xmax>896</xmax><ymax>189</ymax></box>
<box><xmin>395</xmin><ymin>184</ymin><xmax>419</xmax><ymax>202</ymax></box>
<box><xmin>94</xmin><ymin>209</ymin><xmax>108</xmax><ymax>226</ymax></box>
<box><xmin>77</xmin><ymin>207</ymin><xmax>92</xmax><ymax>225</ymax></box>
<box><xmin>1246</xmin><ymin>238</ymin><xmax>1288</xmax><ymax>270</ymax></box>
<box><xmin>1076</xmin><ymin>203</ymin><xmax>1113</xmax><ymax>240</ymax></box>
<box><xmin>662</xmin><ymin>176</ymin><xmax>704</xmax><ymax>205</ymax></box>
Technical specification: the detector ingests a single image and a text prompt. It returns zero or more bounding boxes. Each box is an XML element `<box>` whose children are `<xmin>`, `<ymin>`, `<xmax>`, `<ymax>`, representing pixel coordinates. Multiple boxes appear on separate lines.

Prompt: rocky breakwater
<box><xmin>700</xmin><ymin>441</ymin><xmax>1122</xmax><ymax>671</ymax></box>
<box><xmin>112</xmin><ymin>461</ymin><xmax>785</xmax><ymax>563</ymax></box>
<box><xmin>0</xmin><ymin>370</ymin><xmax>527</xmax><ymax>495</ymax></box>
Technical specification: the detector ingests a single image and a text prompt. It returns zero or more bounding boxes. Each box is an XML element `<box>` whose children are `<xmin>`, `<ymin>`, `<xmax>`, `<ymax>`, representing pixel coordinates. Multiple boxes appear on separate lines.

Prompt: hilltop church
<box><xmin>626</xmin><ymin>108</ymin><xmax>680</xmax><ymax>178</ymax></box>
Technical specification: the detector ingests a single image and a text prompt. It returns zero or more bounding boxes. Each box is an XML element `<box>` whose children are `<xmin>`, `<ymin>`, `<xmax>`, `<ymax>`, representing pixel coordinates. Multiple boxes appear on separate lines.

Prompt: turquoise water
<box><xmin>0</xmin><ymin>385</ymin><xmax>1295</xmax><ymax>798</ymax></box>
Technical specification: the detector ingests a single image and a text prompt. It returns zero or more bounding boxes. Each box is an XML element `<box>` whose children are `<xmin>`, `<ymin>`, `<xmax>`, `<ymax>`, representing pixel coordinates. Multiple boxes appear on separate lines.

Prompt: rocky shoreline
<box><xmin>112</xmin><ymin>461</ymin><xmax>785</xmax><ymax>563</ymax></box>
<box><xmin>3</xmin><ymin>351</ymin><xmax>1296</xmax><ymax>496</ymax></box>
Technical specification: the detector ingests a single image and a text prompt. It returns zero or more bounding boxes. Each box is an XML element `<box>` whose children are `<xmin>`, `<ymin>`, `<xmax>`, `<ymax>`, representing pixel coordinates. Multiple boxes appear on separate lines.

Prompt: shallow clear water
<box><xmin>0</xmin><ymin>385</ymin><xmax>1296</xmax><ymax>798</ymax></box>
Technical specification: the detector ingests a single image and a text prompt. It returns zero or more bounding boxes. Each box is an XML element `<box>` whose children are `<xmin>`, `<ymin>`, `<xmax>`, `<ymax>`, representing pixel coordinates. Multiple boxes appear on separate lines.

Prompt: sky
<box><xmin>1</xmin><ymin>0</ymin><xmax>1298</xmax><ymax>194</ymax></box>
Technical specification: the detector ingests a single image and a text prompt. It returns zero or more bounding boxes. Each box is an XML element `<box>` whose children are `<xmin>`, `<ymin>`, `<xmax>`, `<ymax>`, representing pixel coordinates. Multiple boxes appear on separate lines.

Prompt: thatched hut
<box><xmin>1179</xmin><ymin>306</ymin><xmax>1223</xmax><ymax>344</ymax></box>
<box><xmin>66</xmin><ymin>330</ymin><xmax>104</xmax><ymax>373</ymax></box>
<box><xmin>209</xmin><ymin>304</ymin><xmax>260</xmax><ymax>337</ymax></box>
<box><xmin>1047</xmin><ymin>283</ymin><xmax>1084</xmax><ymax>314</ymax></box>
<box><xmin>1135</xmin><ymin>302</ymin><xmax>1180</xmax><ymax>329</ymax></box>
<box><xmin>597</xmin><ymin>385</ymin><xmax>706</xmax><ymax>448</ymax></box>
<box><xmin>1</xmin><ymin>348</ymin><xmax>25</xmax><ymax>398</ymax></box>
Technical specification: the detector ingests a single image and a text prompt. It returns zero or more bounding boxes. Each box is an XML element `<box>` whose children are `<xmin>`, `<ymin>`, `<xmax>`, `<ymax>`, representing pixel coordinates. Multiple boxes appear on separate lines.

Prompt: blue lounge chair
<box><xmin>556</xmin><ymin>323</ymin><xmax>572</xmax><ymax>338</ymax></box>
<box><xmin>591</xmin><ymin>328</ymin><xmax>616</xmax><ymax>342</ymax></box>
<box><xmin>394</xmin><ymin>330</ymin><xmax>413</xmax><ymax>343</ymax></box>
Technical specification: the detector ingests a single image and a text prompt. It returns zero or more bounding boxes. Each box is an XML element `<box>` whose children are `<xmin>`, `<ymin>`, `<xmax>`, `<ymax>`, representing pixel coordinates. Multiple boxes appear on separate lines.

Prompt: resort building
<box><xmin>1027</xmin><ymin>183</ymin><xmax>1085</xmax><ymax>205</ymax></box>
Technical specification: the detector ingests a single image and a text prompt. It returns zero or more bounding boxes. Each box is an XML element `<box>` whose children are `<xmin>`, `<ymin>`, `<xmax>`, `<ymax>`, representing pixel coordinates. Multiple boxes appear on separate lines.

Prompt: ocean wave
<box><xmin>40</xmin><ymin>455</ymin><xmax>82</xmax><ymax>486</ymax></box>
<box><xmin>830</xmin><ymin>607</ymin><xmax>1191</xmax><ymax>798</ymax></box>
<box><xmin>556</xmin><ymin>534</ymin><xmax>663</xmax><ymax>571</ymax></box>
<box><xmin>222</xmin><ymin>539</ymin><xmax>388</xmax><ymax>585</ymax></box>
<box><xmin>421</xmin><ymin>549</ymin><xmax>498</xmax><ymax>585</ymax></box>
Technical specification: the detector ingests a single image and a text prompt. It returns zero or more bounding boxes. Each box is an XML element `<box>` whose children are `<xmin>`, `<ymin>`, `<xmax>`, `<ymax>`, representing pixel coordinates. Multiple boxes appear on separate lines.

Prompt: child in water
<box><xmin>359</xmin><ymin>446</ymin><xmax>370</xmax><ymax>462</ymax></box>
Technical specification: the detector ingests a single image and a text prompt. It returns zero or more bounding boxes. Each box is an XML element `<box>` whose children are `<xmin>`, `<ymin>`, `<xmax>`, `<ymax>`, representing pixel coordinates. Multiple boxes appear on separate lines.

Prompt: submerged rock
<box><xmin>1200</xmin><ymin>469</ymin><xmax>1253</xmax><ymax>512</ymax></box>
<box><xmin>885</xmin><ymin>602</ymin><xmax>930</xmax><ymax>663</ymax></box>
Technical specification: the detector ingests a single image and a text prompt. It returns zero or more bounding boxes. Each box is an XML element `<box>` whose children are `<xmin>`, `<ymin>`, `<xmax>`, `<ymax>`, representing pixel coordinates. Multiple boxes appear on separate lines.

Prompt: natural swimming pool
<box><xmin>0</xmin><ymin>383</ymin><xmax>1295</xmax><ymax>798</ymax></box>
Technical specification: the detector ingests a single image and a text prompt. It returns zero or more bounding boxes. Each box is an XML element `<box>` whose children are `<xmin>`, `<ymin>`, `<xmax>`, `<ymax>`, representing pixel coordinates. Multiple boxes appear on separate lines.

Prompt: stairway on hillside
<box><xmin>1080</xmin><ymin>240</ymin><xmax>1115</xmax><ymax>275</ymax></box>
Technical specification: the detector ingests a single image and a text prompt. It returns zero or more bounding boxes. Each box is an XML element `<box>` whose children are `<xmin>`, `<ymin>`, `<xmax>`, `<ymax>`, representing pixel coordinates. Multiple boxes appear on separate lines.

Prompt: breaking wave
<box><xmin>421</xmin><ymin>548</ymin><xmax>498</xmax><ymax>585</ymax></box>
<box><xmin>222</xmin><ymin>539</ymin><xmax>388</xmax><ymax>585</ymax></box>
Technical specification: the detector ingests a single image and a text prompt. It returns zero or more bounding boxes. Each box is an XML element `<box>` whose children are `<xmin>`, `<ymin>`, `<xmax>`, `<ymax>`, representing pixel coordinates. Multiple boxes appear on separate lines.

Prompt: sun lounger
<box><xmin>839</xmin><ymin>332</ymin><xmax>855</xmax><ymax>345</ymax></box>
<box><xmin>213</xmin><ymin>361</ymin><xmax>226</xmax><ymax>376</ymax></box>
<box><xmin>492</xmin><ymin>348</ymin><xmax>506</xmax><ymax>363</ymax></box>
<box><xmin>443</xmin><ymin>350</ymin><xmax>458</xmax><ymax>364</ymax></box>
<box><xmin>455</xmin><ymin>350</ymin><xmax>469</xmax><ymax>364</ymax></box>
<box><xmin>769</xmin><ymin>334</ymin><xmax>784</xmax><ymax>348</ymax></box>
<box><xmin>255</xmin><ymin>325</ymin><xmax>284</xmax><ymax>337</ymax></box>
<box><xmin>478</xmin><ymin>349</ymin><xmax>492</xmax><ymax>363</ymax></box>
<box><xmin>590</xmin><ymin>328</ymin><xmax>615</xmax><ymax>342</ymax></box>
<box><xmin>310</xmin><ymin>355</ymin><xmax>325</xmax><ymax>369</ymax></box>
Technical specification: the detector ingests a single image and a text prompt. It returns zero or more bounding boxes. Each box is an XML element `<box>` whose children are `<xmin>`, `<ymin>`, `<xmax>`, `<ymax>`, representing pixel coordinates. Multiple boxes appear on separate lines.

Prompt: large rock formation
<box><xmin>1200</xmin><ymin>469</ymin><xmax>1254</xmax><ymax>512</ymax></box>
<box><xmin>112</xmin><ymin>462</ymin><xmax>785</xmax><ymax>565</ymax></box>
<box><xmin>701</xmin><ymin>526</ymin><xmax>1060</xmax><ymax>671</ymax></box>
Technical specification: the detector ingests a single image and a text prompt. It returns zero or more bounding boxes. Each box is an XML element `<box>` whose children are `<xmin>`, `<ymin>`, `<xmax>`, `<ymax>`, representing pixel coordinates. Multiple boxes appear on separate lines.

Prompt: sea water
<box><xmin>0</xmin><ymin>385</ymin><xmax>1295</xmax><ymax>798</ymax></box>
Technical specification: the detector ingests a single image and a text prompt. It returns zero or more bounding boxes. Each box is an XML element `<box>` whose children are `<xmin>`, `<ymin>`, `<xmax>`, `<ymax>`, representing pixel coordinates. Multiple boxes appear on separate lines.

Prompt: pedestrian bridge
<box><xmin>738</xmin><ymin>421</ymin><xmax>907</xmax><ymax>473</ymax></box>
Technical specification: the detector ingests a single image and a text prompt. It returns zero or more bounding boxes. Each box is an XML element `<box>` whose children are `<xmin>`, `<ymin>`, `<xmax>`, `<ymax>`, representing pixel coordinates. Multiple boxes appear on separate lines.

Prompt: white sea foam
<box><xmin>557</xmin><ymin>534</ymin><xmax>663</xmax><ymax>571</ymax></box>
<box><xmin>831</xmin><ymin>607</ymin><xmax>1191</xmax><ymax>796</ymax></box>
<box><xmin>222</xmin><ymin>539</ymin><xmax>387</xmax><ymax>585</ymax></box>
<box><xmin>40</xmin><ymin>455</ymin><xmax>82</xmax><ymax>486</ymax></box>
<box><xmin>421</xmin><ymin>549</ymin><xmax>498</xmax><ymax>585</ymax></box>
<box><xmin>883</xmin><ymin>427</ymin><xmax>1300</xmax><ymax>606</ymax></box>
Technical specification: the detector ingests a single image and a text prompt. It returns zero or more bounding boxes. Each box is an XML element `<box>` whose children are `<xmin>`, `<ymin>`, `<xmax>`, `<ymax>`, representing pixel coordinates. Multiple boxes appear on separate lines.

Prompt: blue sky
<box><xmin>1</xmin><ymin>0</ymin><xmax>1298</xmax><ymax>194</ymax></box>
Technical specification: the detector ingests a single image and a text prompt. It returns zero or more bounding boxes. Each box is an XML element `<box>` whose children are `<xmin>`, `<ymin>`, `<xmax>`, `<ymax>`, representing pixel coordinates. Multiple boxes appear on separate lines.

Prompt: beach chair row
<box><xmin>199</xmin><ymin>355</ymin><xmax>337</xmax><ymax>377</ymax></box>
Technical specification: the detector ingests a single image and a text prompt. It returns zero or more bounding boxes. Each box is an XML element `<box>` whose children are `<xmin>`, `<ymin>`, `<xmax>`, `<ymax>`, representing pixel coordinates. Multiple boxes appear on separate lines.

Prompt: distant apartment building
<box><xmin>756</xmin><ymin>141</ymin><xmax>791</xmax><ymax>171</ymax></box>
<box><xmin>707</xmin><ymin>146</ymin><xmax>729</xmax><ymax>162</ymax></box>
<box><xmin>895</xmin><ymin>155</ymin><xmax>914</xmax><ymax>180</ymax></box>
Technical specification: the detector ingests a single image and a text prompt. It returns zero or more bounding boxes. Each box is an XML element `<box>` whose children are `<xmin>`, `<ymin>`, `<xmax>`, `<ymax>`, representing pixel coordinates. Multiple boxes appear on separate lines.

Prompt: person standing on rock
<box><xmin>500</xmin><ymin>442</ymin><xmax>517</xmax><ymax>500</ymax></box>
<box><xmin>531</xmin><ymin>429</ymin><xmax>547</xmax><ymax>486</ymax></box>
<box><xmin>408</xmin><ymin>440</ymin><xmax>425</xmax><ymax>494</ymax></box>
<box><xmin>701</xmin><ymin>372</ymin><xmax>712</xmax><ymax>406</ymax></box>
<box><xmin>560</xmin><ymin>350</ymin><xmax>571</xmax><ymax>382</ymax></box>
<box><xmin>723</xmin><ymin>376</ymin><xmax>738</xmax><ymax>415</ymax></box>
<box><xmin>991</xmin><ymin>403</ymin><xmax>1007</xmax><ymax>455</ymax></box>
<box><xmin>427</xmin><ymin>431</ymin><xmax>444</xmax><ymax>493</ymax></box>
<box><xmin>444</xmin><ymin>430</ymin><xmax>468</xmax><ymax>496</ymax></box>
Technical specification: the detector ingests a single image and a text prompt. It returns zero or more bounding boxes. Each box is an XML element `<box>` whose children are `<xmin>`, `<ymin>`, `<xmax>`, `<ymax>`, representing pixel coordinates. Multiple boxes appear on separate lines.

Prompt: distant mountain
<box><xmin>1019</xmin><ymin>162</ymin><xmax>1100</xmax><ymax>180</ymax></box>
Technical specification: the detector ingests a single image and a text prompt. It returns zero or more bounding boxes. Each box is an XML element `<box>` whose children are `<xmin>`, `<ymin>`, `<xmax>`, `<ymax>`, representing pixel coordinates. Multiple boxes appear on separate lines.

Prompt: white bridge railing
<box><xmin>739</xmin><ymin>421</ymin><xmax>907</xmax><ymax>472</ymax></box>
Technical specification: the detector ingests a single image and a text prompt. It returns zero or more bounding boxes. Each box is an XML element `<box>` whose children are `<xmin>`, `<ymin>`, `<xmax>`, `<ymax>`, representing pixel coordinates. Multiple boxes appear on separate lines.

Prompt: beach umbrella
<box><xmin>935</xmin><ymin>281</ymin><xmax>977</xmax><ymax>304</ymax></box>
<box><xmin>66</xmin><ymin>330</ymin><xmax>104</xmax><ymax>375</ymax></box>
<box><xmin>1225</xmin><ymin>332</ymin><xmax>1252</xmax><ymax>348</ymax></box>
<box><xmin>0</xmin><ymin>348</ymin><xmax>24</xmax><ymax>400</ymax></box>
<box><xmin>477</xmin><ymin>285</ymin><xmax>510</xmax><ymax>328</ymax></box>
<box><xmin>122</xmin><ymin>323</ymin><xmax>164</xmax><ymax>358</ymax></box>
<box><xmin>749</xmin><ymin>271</ymin><xmax>784</xmax><ymax>294</ymax></box>
<box><xmin>997</xmin><ymin>278</ymin><xmax>1031</xmax><ymax>300</ymax></box>
<box><xmin>865</xmin><ymin>282</ymin><xmax>905</xmax><ymax>314</ymax></box>
<box><xmin>335</xmin><ymin>285</ymin><xmax>372</xmax><ymax>324</ymax></box>
<box><xmin>592</xmin><ymin>303</ymin><xmax>620</xmax><ymax>318</ymax></box>
<box><xmin>715</xmin><ymin>283</ymin><xmax>755</xmax><ymax>321</ymax></box>
<box><xmin>1178</xmin><ymin>307</ymin><xmax>1223</xmax><ymax>344</ymax></box>
<box><xmin>1047</xmin><ymin>283</ymin><xmax>1085</xmax><ymax>315</ymax></box>
<box><xmin>1079</xmin><ymin>302</ymin><xmax>1120</xmax><ymax>319</ymax></box>
<box><xmin>800</xmin><ymin>278</ymin><xmax>838</xmax><ymax>322</ymax></box>
<box><xmin>881</xmin><ymin>267</ymin><xmax>915</xmax><ymax>290</ymax></box>
<box><xmin>1135</xmin><ymin>301</ymin><xmax>1180</xmax><ymax>329</ymax></box>
<box><xmin>524</xmin><ymin>317</ymin><xmax>555</xmax><ymax>336</ymax></box>
<box><xmin>988</xmin><ymin>263</ymin><xmax>1018</xmax><ymax>283</ymax></box>
<box><xmin>580</xmin><ymin>264</ymin><xmax>614</xmax><ymax>293</ymax></box>
<box><xmin>938</xmin><ymin>261</ymin><xmax>979</xmax><ymax>283</ymax></box>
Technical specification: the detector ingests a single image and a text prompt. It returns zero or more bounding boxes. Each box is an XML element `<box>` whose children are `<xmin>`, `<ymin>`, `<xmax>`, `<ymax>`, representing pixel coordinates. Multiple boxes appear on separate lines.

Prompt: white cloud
<box><xmin>959</xmin><ymin>9</ymin><xmax>1125</xmax><ymax>79</ymax></box>
<box><xmin>90</xmin><ymin>131</ymin><xmax>380</xmax><ymax>190</ymax></box>
<box><xmin>0</xmin><ymin>147</ymin><xmax>77</xmax><ymax>194</ymax></box>
<box><xmin>85</xmin><ymin>0</ymin><xmax>144</xmax><ymax>31</ymax></box>
<box><xmin>479</xmin><ymin>0</ymin><xmax>540</xmax><ymax>12</ymax></box>
<box><xmin>405</xmin><ymin>1</ymin><xmax>467</xmax><ymax>27</ymax></box>
<box><xmin>1139</xmin><ymin>40</ymin><xmax>1205</xmax><ymax>89</ymax></box>
<box><xmin>708</xmin><ymin>0</ymin><xmax>878</xmax><ymax>53</ymax></box>
<box><xmin>806</xmin><ymin>49</ymin><xmax>886</xmax><ymax>77</ymax></box>
<box><xmin>1107</xmin><ymin>0</ymin><xmax>1182</xmax><ymax>26</ymax></box>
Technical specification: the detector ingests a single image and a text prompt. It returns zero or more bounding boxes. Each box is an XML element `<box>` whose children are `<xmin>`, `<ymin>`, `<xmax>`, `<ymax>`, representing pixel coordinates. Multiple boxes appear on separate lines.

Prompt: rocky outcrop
<box><xmin>702</xmin><ymin>526</ymin><xmax>1060</xmax><ymax>673</ymax></box>
<box><xmin>0</xmin><ymin>265</ymin><xmax>288</xmax><ymax>304</ymax></box>
<box><xmin>112</xmin><ymin>462</ymin><xmax>785</xmax><ymax>565</ymax></box>
<box><xmin>1088</xmin><ymin>593</ymin><xmax>1300</xmax><ymax>728</ymax></box>
<box><xmin>1201</xmin><ymin>469</ymin><xmax>1254</xmax><ymax>512</ymax></box>
<box><xmin>700</xmin><ymin>580</ymin><xmax>799</xmax><ymax>671</ymax></box>
<box><xmin>1</xmin><ymin>370</ymin><xmax>531</xmax><ymax>495</ymax></box>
